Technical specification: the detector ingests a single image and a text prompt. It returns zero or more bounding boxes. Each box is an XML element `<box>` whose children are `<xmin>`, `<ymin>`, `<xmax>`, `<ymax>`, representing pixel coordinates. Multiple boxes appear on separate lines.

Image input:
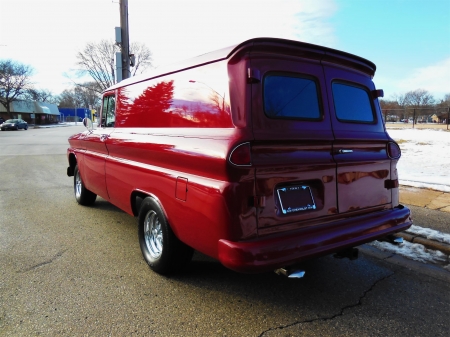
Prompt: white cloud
<box><xmin>0</xmin><ymin>0</ymin><xmax>337</xmax><ymax>94</ymax></box>
<box><xmin>396</xmin><ymin>58</ymin><xmax>450</xmax><ymax>99</ymax></box>
<box><xmin>125</xmin><ymin>0</ymin><xmax>338</xmax><ymax>66</ymax></box>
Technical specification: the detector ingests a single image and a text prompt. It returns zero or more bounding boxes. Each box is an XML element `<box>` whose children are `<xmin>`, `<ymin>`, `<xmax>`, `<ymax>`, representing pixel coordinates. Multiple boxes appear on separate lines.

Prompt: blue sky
<box><xmin>1</xmin><ymin>0</ymin><xmax>449</xmax><ymax>100</ymax></box>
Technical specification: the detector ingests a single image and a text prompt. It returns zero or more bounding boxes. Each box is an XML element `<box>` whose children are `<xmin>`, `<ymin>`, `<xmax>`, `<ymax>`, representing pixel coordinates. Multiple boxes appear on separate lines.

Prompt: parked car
<box><xmin>1</xmin><ymin>119</ymin><xmax>28</xmax><ymax>131</ymax></box>
<box><xmin>67</xmin><ymin>38</ymin><xmax>411</xmax><ymax>276</ymax></box>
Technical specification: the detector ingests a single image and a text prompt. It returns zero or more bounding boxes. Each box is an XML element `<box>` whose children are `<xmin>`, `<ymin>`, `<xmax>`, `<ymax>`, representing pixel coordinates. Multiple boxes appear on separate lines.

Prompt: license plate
<box><xmin>276</xmin><ymin>185</ymin><xmax>316</xmax><ymax>214</ymax></box>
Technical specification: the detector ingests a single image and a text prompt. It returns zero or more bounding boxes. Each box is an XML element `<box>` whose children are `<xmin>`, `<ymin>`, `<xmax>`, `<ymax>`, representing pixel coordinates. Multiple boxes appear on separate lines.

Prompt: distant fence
<box><xmin>385</xmin><ymin>122</ymin><xmax>449</xmax><ymax>130</ymax></box>
<box><xmin>382</xmin><ymin>107</ymin><xmax>449</xmax><ymax>130</ymax></box>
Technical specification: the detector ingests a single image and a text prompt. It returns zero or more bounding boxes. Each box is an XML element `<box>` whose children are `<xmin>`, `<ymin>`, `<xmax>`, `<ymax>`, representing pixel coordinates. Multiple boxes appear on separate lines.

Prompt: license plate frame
<box><xmin>276</xmin><ymin>185</ymin><xmax>316</xmax><ymax>214</ymax></box>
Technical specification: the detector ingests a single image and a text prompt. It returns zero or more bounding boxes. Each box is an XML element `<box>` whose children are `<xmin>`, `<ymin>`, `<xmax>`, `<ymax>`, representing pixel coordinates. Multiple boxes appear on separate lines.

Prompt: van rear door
<box><xmin>250</xmin><ymin>56</ymin><xmax>338</xmax><ymax>232</ymax></box>
<box><xmin>322</xmin><ymin>62</ymin><xmax>392</xmax><ymax>213</ymax></box>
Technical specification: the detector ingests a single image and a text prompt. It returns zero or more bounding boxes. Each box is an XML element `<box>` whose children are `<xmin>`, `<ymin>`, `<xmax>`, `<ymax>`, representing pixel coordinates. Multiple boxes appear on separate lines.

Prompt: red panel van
<box><xmin>67</xmin><ymin>38</ymin><xmax>411</xmax><ymax>276</ymax></box>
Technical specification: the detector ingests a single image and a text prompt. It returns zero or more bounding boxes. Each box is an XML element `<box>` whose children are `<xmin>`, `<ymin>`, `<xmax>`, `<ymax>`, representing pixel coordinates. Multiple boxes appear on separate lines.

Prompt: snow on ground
<box><xmin>373</xmin><ymin>128</ymin><xmax>450</xmax><ymax>267</ymax></box>
<box><xmin>368</xmin><ymin>240</ymin><xmax>449</xmax><ymax>270</ymax></box>
<box><xmin>406</xmin><ymin>225</ymin><xmax>450</xmax><ymax>245</ymax></box>
<box><xmin>368</xmin><ymin>224</ymin><xmax>450</xmax><ymax>269</ymax></box>
<box><xmin>387</xmin><ymin>128</ymin><xmax>450</xmax><ymax>192</ymax></box>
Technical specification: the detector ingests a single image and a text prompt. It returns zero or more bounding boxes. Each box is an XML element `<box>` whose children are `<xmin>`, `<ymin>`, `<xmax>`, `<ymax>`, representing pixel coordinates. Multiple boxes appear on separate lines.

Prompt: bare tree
<box><xmin>58</xmin><ymin>89</ymin><xmax>78</xmax><ymax>108</ymax></box>
<box><xmin>0</xmin><ymin>59</ymin><xmax>34</xmax><ymax>117</ymax></box>
<box><xmin>402</xmin><ymin>89</ymin><xmax>435</xmax><ymax>107</ymax></box>
<box><xmin>130</xmin><ymin>42</ymin><xmax>152</xmax><ymax>76</ymax></box>
<box><xmin>74</xmin><ymin>82</ymin><xmax>101</xmax><ymax>109</ymax></box>
<box><xmin>24</xmin><ymin>88</ymin><xmax>58</xmax><ymax>104</ymax></box>
<box><xmin>393</xmin><ymin>89</ymin><xmax>435</xmax><ymax>122</ymax></box>
<box><xmin>58</xmin><ymin>82</ymin><xmax>101</xmax><ymax>110</ymax></box>
<box><xmin>380</xmin><ymin>99</ymin><xmax>402</xmax><ymax>121</ymax></box>
<box><xmin>76</xmin><ymin>40</ymin><xmax>117</xmax><ymax>92</ymax></box>
<box><xmin>76</xmin><ymin>40</ymin><xmax>152</xmax><ymax>92</ymax></box>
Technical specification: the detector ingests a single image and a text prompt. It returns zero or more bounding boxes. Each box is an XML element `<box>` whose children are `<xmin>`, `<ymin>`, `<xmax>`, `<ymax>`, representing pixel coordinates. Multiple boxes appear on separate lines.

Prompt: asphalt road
<box><xmin>1</xmin><ymin>126</ymin><xmax>449</xmax><ymax>336</ymax></box>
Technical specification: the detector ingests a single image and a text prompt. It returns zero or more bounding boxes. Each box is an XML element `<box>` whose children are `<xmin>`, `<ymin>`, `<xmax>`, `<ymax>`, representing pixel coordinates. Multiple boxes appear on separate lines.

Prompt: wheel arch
<box><xmin>67</xmin><ymin>152</ymin><xmax>78</xmax><ymax>176</ymax></box>
<box><xmin>131</xmin><ymin>190</ymin><xmax>168</xmax><ymax>219</ymax></box>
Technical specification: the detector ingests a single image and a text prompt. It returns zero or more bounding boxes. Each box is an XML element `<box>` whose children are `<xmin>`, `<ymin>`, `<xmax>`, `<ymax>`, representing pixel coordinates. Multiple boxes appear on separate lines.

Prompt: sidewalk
<box><xmin>397</xmin><ymin>185</ymin><xmax>450</xmax><ymax>263</ymax></box>
<box><xmin>400</xmin><ymin>185</ymin><xmax>450</xmax><ymax>213</ymax></box>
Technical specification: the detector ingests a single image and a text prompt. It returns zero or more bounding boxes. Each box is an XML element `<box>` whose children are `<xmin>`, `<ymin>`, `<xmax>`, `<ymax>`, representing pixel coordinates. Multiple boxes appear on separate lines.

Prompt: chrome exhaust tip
<box><xmin>379</xmin><ymin>234</ymin><xmax>404</xmax><ymax>245</ymax></box>
<box><xmin>274</xmin><ymin>267</ymin><xmax>306</xmax><ymax>278</ymax></box>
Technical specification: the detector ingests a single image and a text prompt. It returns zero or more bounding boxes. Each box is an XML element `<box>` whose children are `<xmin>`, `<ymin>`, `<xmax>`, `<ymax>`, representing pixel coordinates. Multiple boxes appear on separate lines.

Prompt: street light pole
<box><xmin>447</xmin><ymin>107</ymin><xmax>449</xmax><ymax>130</ymax></box>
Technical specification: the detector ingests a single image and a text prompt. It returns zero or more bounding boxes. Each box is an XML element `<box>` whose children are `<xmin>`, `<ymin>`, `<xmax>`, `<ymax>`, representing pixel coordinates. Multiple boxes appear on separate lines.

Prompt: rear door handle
<box><xmin>100</xmin><ymin>134</ymin><xmax>110</xmax><ymax>142</ymax></box>
<box><xmin>338</xmin><ymin>149</ymin><xmax>353</xmax><ymax>154</ymax></box>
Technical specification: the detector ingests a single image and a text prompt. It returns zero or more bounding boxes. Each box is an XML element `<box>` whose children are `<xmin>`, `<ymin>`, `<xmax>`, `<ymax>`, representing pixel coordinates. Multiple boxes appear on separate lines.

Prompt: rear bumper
<box><xmin>218</xmin><ymin>205</ymin><xmax>412</xmax><ymax>273</ymax></box>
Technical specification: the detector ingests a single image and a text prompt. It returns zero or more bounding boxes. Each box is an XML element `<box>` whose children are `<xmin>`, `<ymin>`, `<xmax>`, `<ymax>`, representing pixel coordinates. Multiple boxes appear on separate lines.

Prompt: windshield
<box><xmin>5</xmin><ymin>119</ymin><xmax>18</xmax><ymax>123</ymax></box>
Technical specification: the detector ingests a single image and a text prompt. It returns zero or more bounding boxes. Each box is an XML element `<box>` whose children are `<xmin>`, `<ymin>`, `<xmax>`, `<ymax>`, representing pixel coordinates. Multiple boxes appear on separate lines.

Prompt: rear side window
<box><xmin>332</xmin><ymin>83</ymin><xmax>374</xmax><ymax>123</ymax></box>
<box><xmin>263</xmin><ymin>74</ymin><xmax>321</xmax><ymax>120</ymax></box>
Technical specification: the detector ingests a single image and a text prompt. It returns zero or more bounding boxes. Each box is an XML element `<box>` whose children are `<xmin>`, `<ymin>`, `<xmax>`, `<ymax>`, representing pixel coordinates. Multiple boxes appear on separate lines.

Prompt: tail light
<box><xmin>387</xmin><ymin>142</ymin><xmax>401</xmax><ymax>159</ymax></box>
<box><xmin>229</xmin><ymin>142</ymin><xmax>252</xmax><ymax>166</ymax></box>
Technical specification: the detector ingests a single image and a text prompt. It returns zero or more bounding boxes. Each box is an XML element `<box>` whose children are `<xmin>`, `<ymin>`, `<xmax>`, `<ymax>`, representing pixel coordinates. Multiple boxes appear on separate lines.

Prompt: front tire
<box><xmin>138</xmin><ymin>197</ymin><xmax>193</xmax><ymax>275</ymax></box>
<box><xmin>74</xmin><ymin>164</ymin><xmax>97</xmax><ymax>205</ymax></box>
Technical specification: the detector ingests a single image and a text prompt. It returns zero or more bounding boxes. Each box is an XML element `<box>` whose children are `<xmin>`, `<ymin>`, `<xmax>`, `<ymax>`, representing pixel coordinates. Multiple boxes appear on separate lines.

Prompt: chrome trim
<box><xmin>228</xmin><ymin>142</ymin><xmax>252</xmax><ymax>167</ymax></box>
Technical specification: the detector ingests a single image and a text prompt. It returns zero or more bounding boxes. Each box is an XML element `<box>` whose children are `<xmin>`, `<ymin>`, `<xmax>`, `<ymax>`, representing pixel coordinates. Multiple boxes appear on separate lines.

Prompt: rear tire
<box><xmin>74</xmin><ymin>164</ymin><xmax>97</xmax><ymax>205</ymax></box>
<box><xmin>138</xmin><ymin>197</ymin><xmax>193</xmax><ymax>275</ymax></box>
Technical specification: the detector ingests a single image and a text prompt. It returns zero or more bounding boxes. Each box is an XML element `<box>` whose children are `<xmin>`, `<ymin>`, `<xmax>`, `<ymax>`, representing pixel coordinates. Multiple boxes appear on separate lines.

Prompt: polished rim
<box><xmin>144</xmin><ymin>210</ymin><xmax>163</xmax><ymax>259</ymax></box>
<box><xmin>75</xmin><ymin>170</ymin><xmax>82</xmax><ymax>199</ymax></box>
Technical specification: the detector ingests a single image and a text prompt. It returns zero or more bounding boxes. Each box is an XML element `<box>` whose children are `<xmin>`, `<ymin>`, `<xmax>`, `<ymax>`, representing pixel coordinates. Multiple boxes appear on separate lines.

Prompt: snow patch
<box><xmin>369</xmin><ymin>240</ymin><xmax>448</xmax><ymax>265</ymax></box>
<box><xmin>387</xmin><ymin>128</ymin><xmax>450</xmax><ymax>193</ymax></box>
<box><xmin>405</xmin><ymin>225</ymin><xmax>450</xmax><ymax>245</ymax></box>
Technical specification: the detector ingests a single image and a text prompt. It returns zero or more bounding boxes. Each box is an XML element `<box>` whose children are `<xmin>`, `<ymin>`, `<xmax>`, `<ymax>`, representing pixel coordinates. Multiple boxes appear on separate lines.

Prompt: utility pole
<box><xmin>119</xmin><ymin>0</ymin><xmax>131</xmax><ymax>80</ymax></box>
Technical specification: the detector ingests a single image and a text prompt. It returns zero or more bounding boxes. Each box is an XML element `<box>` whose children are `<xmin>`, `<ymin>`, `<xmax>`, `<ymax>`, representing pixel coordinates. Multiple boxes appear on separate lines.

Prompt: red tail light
<box><xmin>387</xmin><ymin>142</ymin><xmax>401</xmax><ymax>159</ymax></box>
<box><xmin>229</xmin><ymin>142</ymin><xmax>252</xmax><ymax>166</ymax></box>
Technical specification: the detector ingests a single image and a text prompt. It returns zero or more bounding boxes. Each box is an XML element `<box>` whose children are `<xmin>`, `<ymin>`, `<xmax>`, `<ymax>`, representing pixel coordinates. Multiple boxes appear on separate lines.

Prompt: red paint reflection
<box><xmin>116</xmin><ymin>79</ymin><xmax>232</xmax><ymax>128</ymax></box>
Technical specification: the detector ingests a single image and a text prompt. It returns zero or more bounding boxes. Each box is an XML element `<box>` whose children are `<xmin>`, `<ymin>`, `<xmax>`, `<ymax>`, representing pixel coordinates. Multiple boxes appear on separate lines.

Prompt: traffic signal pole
<box><xmin>119</xmin><ymin>0</ymin><xmax>131</xmax><ymax>80</ymax></box>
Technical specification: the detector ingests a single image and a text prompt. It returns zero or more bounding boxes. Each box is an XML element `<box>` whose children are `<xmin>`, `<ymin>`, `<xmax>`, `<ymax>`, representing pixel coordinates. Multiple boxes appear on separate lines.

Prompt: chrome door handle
<box><xmin>338</xmin><ymin>149</ymin><xmax>353</xmax><ymax>154</ymax></box>
<box><xmin>100</xmin><ymin>134</ymin><xmax>109</xmax><ymax>142</ymax></box>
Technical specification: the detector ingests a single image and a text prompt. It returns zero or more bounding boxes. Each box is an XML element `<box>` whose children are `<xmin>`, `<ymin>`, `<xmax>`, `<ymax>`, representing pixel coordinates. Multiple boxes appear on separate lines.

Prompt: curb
<box><xmin>397</xmin><ymin>232</ymin><xmax>450</xmax><ymax>257</ymax></box>
<box><xmin>360</xmin><ymin>245</ymin><xmax>450</xmax><ymax>283</ymax></box>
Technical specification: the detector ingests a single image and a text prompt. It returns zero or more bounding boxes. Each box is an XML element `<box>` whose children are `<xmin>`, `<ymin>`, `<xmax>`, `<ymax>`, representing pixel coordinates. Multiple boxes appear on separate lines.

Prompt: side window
<box><xmin>332</xmin><ymin>82</ymin><xmax>375</xmax><ymax>123</ymax></box>
<box><xmin>101</xmin><ymin>95</ymin><xmax>116</xmax><ymax>127</ymax></box>
<box><xmin>263</xmin><ymin>74</ymin><xmax>321</xmax><ymax>120</ymax></box>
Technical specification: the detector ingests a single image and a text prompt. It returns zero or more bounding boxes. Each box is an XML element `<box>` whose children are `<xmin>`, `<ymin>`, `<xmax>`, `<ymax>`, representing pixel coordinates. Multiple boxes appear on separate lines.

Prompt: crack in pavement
<box><xmin>18</xmin><ymin>249</ymin><xmax>67</xmax><ymax>273</ymax></box>
<box><xmin>258</xmin><ymin>272</ymin><xmax>395</xmax><ymax>337</ymax></box>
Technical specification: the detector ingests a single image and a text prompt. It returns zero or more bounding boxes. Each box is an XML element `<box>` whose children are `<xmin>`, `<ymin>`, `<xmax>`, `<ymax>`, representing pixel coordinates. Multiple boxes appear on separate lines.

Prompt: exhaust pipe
<box><xmin>333</xmin><ymin>247</ymin><xmax>359</xmax><ymax>260</ymax></box>
<box><xmin>378</xmin><ymin>234</ymin><xmax>403</xmax><ymax>245</ymax></box>
<box><xmin>274</xmin><ymin>267</ymin><xmax>306</xmax><ymax>279</ymax></box>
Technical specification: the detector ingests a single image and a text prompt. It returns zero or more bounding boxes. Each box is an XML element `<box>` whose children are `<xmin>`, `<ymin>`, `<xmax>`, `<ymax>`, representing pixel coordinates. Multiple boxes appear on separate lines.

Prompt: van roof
<box><xmin>107</xmin><ymin>37</ymin><xmax>376</xmax><ymax>92</ymax></box>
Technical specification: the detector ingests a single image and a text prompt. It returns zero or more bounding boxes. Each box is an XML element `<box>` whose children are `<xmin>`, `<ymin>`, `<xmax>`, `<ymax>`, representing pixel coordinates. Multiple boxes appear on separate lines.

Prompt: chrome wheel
<box><xmin>144</xmin><ymin>210</ymin><xmax>163</xmax><ymax>259</ymax></box>
<box><xmin>138</xmin><ymin>197</ymin><xmax>193</xmax><ymax>274</ymax></box>
<box><xmin>73</xmin><ymin>164</ymin><xmax>96</xmax><ymax>205</ymax></box>
<box><xmin>75</xmin><ymin>169</ymin><xmax>82</xmax><ymax>200</ymax></box>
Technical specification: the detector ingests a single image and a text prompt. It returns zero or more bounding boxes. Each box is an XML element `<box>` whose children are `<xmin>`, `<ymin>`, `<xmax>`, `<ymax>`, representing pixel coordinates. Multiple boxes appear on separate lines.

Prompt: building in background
<box><xmin>0</xmin><ymin>101</ymin><xmax>60</xmax><ymax>125</ymax></box>
<box><xmin>58</xmin><ymin>108</ymin><xmax>96</xmax><ymax>123</ymax></box>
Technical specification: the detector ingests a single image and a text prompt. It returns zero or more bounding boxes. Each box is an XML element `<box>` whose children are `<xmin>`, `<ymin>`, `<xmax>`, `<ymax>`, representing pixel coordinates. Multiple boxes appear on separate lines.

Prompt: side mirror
<box><xmin>83</xmin><ymin>117</ymin><xmax>94</xmax><ymax>131</ymax></box>
<box><xmin>372</xmin><ymin>89</ymin><xmax>384</xmax><ymax>98</ymax></box>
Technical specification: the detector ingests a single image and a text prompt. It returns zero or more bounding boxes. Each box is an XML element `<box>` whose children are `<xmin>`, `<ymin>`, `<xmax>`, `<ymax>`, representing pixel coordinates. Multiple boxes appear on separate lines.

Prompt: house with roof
<box><xmin>0</xmin><ymin>100</ymin><xmax>60</xmax><ymax>125</ymax></box>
